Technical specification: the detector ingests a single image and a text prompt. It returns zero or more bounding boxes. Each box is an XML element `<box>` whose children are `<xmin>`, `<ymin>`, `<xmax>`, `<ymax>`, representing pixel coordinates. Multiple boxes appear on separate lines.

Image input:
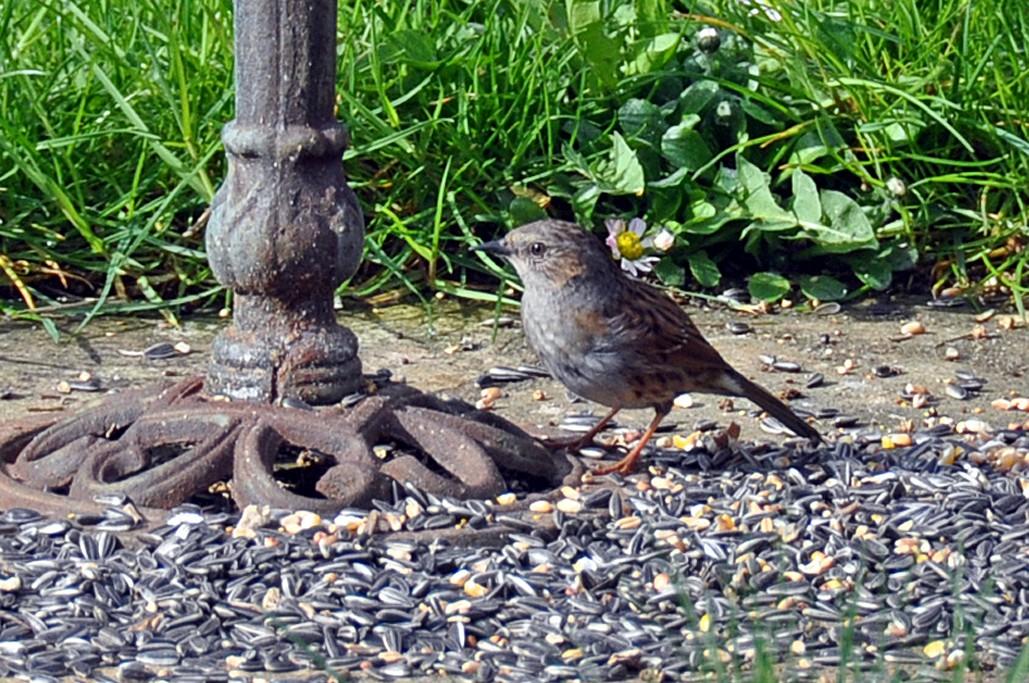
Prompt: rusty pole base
<box><xmin>207</xmin><ymin>315</ymin><xmax>363</xmax><ymax>405</ymax></box>
<box><xmin>0</xmin><ymin>375</ymin><xmax>583</xmax><ymax>539</ymax></box>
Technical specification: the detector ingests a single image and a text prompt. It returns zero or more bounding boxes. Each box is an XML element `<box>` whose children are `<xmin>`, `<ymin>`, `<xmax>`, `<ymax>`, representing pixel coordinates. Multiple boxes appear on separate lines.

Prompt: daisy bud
<box><xmin>653</xmin><ymin>229</ymin><xmax>675</xmax><ymax>252</ymax></box>
<box><xmin>886</xmin><ymin>176</ymin><xmax>907</xmax><ymax>197</ymax></box>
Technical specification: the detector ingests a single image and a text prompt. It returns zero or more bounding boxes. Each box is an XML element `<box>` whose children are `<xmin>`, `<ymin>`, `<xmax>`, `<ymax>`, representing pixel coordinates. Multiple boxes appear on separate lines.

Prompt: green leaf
<box><xmin>654</xmin><ymin>258</ymin><xmax>685</xmax><ymax>287</ymax></box>
<box><xmin>567</xmin><ymin>1</ymin><xmax>621</xmax><ymax>90</ymax></box>
<box><xmin>625</xmin><ymin>32</ymin><xmax>680</xmax><ymax>76</ymax></box>
<box><xmin>748</xmin><ymin>271</ymin><xmax>791</xmax><ymax>302</ymax></box>
<box><xmin>681</xmin><ymin>201</ymin><xmax>730</xmax><ymax>235</ymax></box>
<box><xmin>567</xmin><ymin>0</ymin><xmax>602</xmax><ymax>29</ymax></box>
<box><xmin>882</xmin><ymin>121</ymin><xmax>916</xmax><ymax>143</ymax></box>
<box><xmin>691</xmin><ymin>201</ymin><xmax>717</xmax><ymax>221</ymax></box>
<box><xmin>648</xmin><ymin>166</ymin><xmax>690</xmax><ymax>188</ymax></box>
<box><xmin>571</xmin><ymin>183</ymin><xmax>602</xmax><ymax>221</ymax></box>
<box><xmin>739</xmin><ymin>99</ymin><xmax>779</xmax><ymax>126</ymax></box>
<box><xmin>848</xmin><ymin>243</ymin><xmax>917</xmax><ymax>290</ymax></box>
<box><xmin>791</xmin><ymin>170</ymin><xmax>821</xmax><ymax>225</ymax></box>
<box><xmin>661</xmin><ymin>122</ymin><xmax>712</xmax><ymax>171</ymax></box>
<box><xmin>648</xmin><ymin>187</ymin><xmax>685</xmax><ymax>223</ymax></box>
<box><xmin>788</xmin><ymin>121</ymin><xmax>846</xmax><ymax>166</ymax></box>
<box><xmin>679</xmin><ymin>80</ymin><xmax>720</xmax><ymax>115</ymax></box>
<box><xmin>596</xmin><ymin>132</ymin><xmax>645</xmax><ymax>195</ymax></box>
<box><xmin>851</xmin><ymin>257</ymin><xmax>892</xmax><ymax>290</ymax></box>
<box><xmin>686</xmin><ymin>214</ymin><xmax>734</xmax><ymax>236</ymax></box>
<box><xmin>582</xmin><ymin>27</ymin><xmax>622</xmax><ymax>88</ymax></box>
<box><xmin>687</xmin><ymin>250</ymin><xmax>721</xmax><ymax>287</ymax></box>
<box><xmin>618</xmin><ymin>99</ymin><xmax>667</xmax><ymax>143</ymax></box>
<box><xmin>611</xmin><ymin>3</ymin><xmax>636</xmax><ymax>28</ymax></box>
<box><xmin>635</xmin><ymin>0</ymin><xmax>668</xmax><ymax>36</ymax></box>
<box><xmin>737</xmin><ymin>155</ymin><xmax>795</xmax><ymax>227</ymax></box>
<box><xmin>882</xmin><ymin>243</ymin><xmax>918</xmax><ymax>271</ymax></box>
<box><xmin>799</xmin><ymin>275</ymin><xmax>848</xmax><ymax>301</ymax></box>
<box><xmin>509</xmin><ymin>197</ymin><xmax>547</xmax><ymax>224</ymax></box>
<box><xmin>714</xmin><ymin>166</ymin><xmax>740</xmax><ymax>194</ymax></box>
<box><xmin>813</xmin><ymin>190</ymin><xmax>879</xmax><ymax>253</ymax></box>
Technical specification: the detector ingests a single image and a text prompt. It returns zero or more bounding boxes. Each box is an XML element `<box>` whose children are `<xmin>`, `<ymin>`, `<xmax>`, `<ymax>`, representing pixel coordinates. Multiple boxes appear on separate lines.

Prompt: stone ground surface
<box><xmin>1</xmin><ymin>296</ymin><xmax>1026</xmax><ymax>441</ymax></box>
<box><xmin>0</xmin><ymin>296</ymin><xmax>1027</xmax><ymax>683</ymax></box>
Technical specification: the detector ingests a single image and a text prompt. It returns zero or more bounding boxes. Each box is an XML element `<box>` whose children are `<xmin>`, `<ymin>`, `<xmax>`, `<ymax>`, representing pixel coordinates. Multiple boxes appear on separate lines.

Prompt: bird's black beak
<box><xmin>472</xmin><ymin>239</ymin><xmax>512</xmax><ymax>257</ymax></box>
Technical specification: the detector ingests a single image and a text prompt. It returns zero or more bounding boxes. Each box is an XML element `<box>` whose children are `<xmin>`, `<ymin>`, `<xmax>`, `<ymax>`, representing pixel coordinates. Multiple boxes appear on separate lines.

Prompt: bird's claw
<box><xmin>590</xmin><ymin>456</ymin><xmax>640</xmax><ymax>477</ymax></box>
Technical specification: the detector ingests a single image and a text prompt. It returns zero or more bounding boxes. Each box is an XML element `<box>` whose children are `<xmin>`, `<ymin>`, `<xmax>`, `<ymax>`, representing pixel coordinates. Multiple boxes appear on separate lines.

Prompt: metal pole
<box><xmin>206</xmin><ymin>0</ymin><xmax>364</xmax><ymax>404</ymax></box>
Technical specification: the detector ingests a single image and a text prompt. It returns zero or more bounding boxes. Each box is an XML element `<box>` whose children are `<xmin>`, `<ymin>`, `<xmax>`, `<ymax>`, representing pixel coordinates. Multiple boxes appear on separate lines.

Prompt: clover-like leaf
<box><xmin>661</xmin><ymin>119</ymin><xmax>712</xmax><ymax>171</ymax></box>
<box><xmin>814</xmin><ymin>190</ymin><xmax>878</xmax><ymax>253</ymax></box>
<box><xmin>748</xmin><ymin>271</ymin><xmax>791</xmax><ymax>302</ymax></box>
<box><xmin>851</xmin><ymin>258</ymin><xmax>892</xmax><ymax>290</ymax></box>
<box><xmin>625</xmin><ymin>32</ymin><xmax>680</xmax><ymax>76</ymax></box>
<box><xmin>654</xmin><ymin>259</ymin><xmax>685</xmax><ymax>287</ymax></box>
<box><xmin>799</xmin><ymin>274</ymin><xmax>848</xmax><ymax>301</ymax></box>
<box><xmin>595</xmin><ymin>132</ymin><xmax>645</xmax><ymax>195</ymax></box>
<box><xmin>679</xmin><ymin>80</ymin><xmax>720</xmax><ymax>115</ymax></box>
<box><xmin>509</xmin><ymin>196</ymin><xmax>547</xmax><ymax>224</ymax></box>
<box><xmin>737</xmin><ymin>156</ymin><xmax>796</xmax><ymax>230</ymax></box>
<box><xmin>687</xmin><ymin>250</ymin><xmax>721</xmax><ymax>288</ymax></box>
<box><xmin>619</xmin><ymin>99</ymin><xmax>667</xmax><ymax>144</ymax></box>
<box><xmin>791</xmin><ymin>170</ymin><xmax>821</xmax><ymax>226</ymax></box>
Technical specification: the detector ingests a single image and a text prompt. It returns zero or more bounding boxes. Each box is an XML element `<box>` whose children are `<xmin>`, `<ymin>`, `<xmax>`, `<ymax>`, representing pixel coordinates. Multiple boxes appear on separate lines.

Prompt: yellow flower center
<box><xmin>616</xmin><ymin>231</ymin><xmax>645</xmax><ymax>260</ymax></box>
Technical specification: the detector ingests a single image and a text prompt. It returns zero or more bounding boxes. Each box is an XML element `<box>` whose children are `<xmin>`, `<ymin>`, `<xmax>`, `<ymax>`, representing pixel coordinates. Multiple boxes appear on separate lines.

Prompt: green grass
<box><xmin>0</xmin><ymin>0</ymin><xmax>1027</xmax><ymax>322</ymax></box>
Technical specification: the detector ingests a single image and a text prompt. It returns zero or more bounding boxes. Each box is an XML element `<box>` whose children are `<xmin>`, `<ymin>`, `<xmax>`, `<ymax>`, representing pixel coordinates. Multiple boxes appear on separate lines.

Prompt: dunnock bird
<box><xmin>475</xmin><ymin>219</ymin><xmax>821</xmax><ymax>475</ymax></box>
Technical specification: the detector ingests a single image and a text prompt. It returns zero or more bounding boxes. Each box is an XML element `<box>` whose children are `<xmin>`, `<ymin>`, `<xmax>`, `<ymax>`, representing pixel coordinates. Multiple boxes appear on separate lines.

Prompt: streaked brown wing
<box><xmin>600</xmin><ymin>278</ymin><xmax>730</xmax><ymax>374</ymax></box>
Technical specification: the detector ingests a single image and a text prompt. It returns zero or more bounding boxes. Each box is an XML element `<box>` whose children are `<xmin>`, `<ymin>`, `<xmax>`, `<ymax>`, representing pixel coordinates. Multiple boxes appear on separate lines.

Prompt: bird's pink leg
<box><xmin>541</xmin><ymin>405</ymin><xmax>621</xmax><ymax>452</ymax></box>
<box><xmin>591</xmin><ymin>407</ymin><xmax>668</xmax><ymax>476</ymax></box>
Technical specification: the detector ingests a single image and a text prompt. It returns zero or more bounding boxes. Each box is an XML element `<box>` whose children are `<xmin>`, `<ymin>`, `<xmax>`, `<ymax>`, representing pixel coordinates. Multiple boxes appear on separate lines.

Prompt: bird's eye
<box><xmin>529</xmin><ymin>242</ymin><xmax>546</xmax><ymax>257</ymax></box>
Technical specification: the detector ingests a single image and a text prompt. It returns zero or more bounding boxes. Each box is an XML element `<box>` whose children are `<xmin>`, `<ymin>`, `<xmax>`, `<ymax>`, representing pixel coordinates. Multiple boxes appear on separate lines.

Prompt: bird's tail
<box><xmin>716</xmin><ymin>369</ymin><xmax>823</xmax><ymax>444</ymax></box>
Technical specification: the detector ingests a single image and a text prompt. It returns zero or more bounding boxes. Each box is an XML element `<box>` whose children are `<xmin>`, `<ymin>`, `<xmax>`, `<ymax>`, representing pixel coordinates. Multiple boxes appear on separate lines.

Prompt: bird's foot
<box><xmin>589</xmin><ymin>408</ymin><xmax>664</xmax><ymax>476</ymax></box>
<box><xmin>538</xmin><ymin>407</ymin><xmax>622</xmax><ymax>454</ymax></box>
<box><xmin>591</xmin><ymin>450</ymin><xmax>642</xmax><ymax>477</ymax></box>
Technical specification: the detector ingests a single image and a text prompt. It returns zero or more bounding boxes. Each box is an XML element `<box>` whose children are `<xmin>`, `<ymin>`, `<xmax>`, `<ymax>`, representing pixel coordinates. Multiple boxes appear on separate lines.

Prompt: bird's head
<box><xmin>473</xmin><ymin>219</ymin><xmax>612</xmax><ymax>290</ymax></box>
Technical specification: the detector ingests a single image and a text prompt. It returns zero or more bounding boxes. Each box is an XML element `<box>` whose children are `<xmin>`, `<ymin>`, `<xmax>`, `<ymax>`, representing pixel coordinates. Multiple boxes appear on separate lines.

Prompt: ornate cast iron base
<box><xmin>0</xmin><ymin>375</ymin><xmax>582</xmax><ymax>533</ymax></box>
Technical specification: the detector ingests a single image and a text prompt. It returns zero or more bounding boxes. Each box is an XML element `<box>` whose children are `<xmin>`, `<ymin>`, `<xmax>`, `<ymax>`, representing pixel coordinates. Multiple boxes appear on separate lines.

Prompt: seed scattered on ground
<box><xmin>529</xmin><ymin>500</ymin><xmax>553</xmax><ymax>513</ymax></box>
<box><xmin>1</xmin><ymin>381</ymin><xmax>1028</xmax><ymax>682</ymax></box>
<box><xmin>556</xmin><ymin>498</ymin><xmax>582</xmax><ymax>514</ymax></box>
<box><xmin>143</xmin><ymin>342</ymin><xmax>179</xmax><ymax>359</ymax></box>
<box><xmin>673</xmin><ymin>393</ymin><xmax>694</xmax><ymax>409</ymax></box>
<box><xmin>881</xmin><ymin>433</ymin><xmax>913</xmax><ymax>448</ymax></box>
<box><xmin>476</xmin><ymin>386</ymin><xmax>503</xmax><ymax>410</ymax></box>
<box><xmin>900</xmin><ymin>320</ymin><xmax>927</xmax><ymax>336</ymax></box>
<box><xmin>836</xmin><ymin>358</ymin><xmax>858</xmax><ymax>375</ymax></box>
<box><xmin>873</xmin><ymin>365</ymin><xmax>900</xmax><ymax>378</ymax></box>
<box><xmin>945</xmin><ymin>383</ymin><xmax>970</xmax><ymax>400</ymax></box>
<box><xmin>814</xmin><ymin>302</ymin><xmax>841</xmax><ymax>315</ymax></box>
<box><xmin>974</xmin><ymin>309</ymin><xmax>995</xmax><ymax>323</ymax></box>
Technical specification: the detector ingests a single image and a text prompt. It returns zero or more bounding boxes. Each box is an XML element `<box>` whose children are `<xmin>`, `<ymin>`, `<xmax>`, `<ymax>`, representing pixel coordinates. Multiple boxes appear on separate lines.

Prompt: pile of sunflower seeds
<box><xmin>1</xmin><ymin>424</ymin><xmax>1028</xmax><ymax>681</ymax></box>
